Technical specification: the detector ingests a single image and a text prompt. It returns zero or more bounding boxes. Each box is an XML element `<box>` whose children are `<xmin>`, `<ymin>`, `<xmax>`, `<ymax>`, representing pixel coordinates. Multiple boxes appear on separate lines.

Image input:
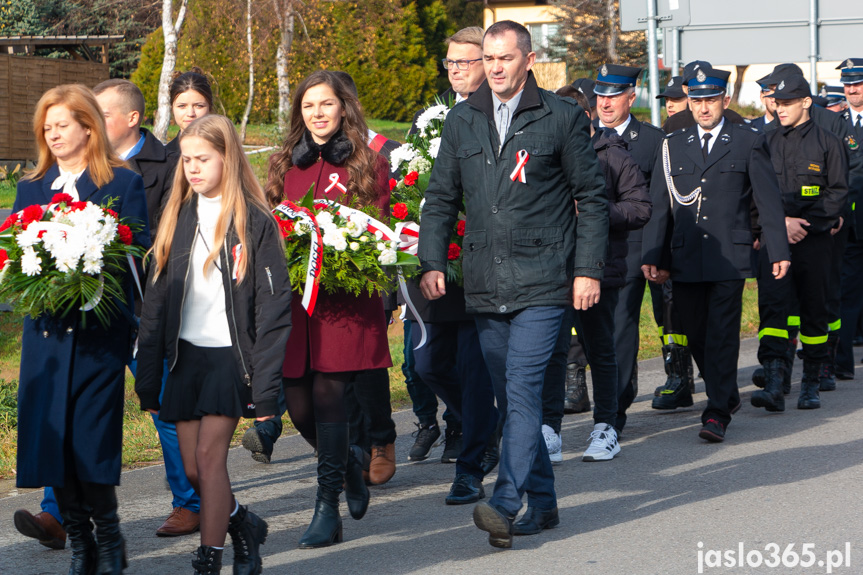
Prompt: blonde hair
<box><xmin>25</xmin><ymin>84</ymin><xmax>124</xmax><ymax>187</ymax></box>
<box><xmin>151</xmin><ymin>115</ymin><xmax>273</xmax><ymax>284</ymax></box>
<box><xmin>446</xmin><ymin>26</ymin><xmax>484</xmax><ymax>48</ymax></box>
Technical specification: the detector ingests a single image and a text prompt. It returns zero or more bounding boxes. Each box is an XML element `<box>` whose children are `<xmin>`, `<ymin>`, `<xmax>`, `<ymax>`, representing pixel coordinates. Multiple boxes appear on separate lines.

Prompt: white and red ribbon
<box><xmin>274</xmin><ymin>201</ymin><xmax>323</xmax><ymax>316</ymax></box>
<box><xmin>509</xmin><ymin>149</ymin><xmax>530</xmax><ymax>184</ymax></box>
<box><xmin>324</xmin><ymin>173</ymin><xmax>348</xmax><ymax>195</ymax></box>
<box><xmin>231</xmin><ymin>243</ymin><xmax>243</xmax><ymax>281</ymax></box>
<box><xmin>393</xmin><ymin>221</ymin><xmax>420</xmax><ymax>255</ymax></box>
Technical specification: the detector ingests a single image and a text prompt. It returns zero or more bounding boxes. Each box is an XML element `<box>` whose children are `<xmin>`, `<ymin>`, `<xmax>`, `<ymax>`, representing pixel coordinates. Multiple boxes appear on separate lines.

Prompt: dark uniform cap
<box><xmin>761</xmin><ymin>63</ymin><xmax>804</xmax><ymax>87</ymax></box>
<box><xmin>836</xmin><ymin>58</ymin><xmax>863</xmax><ymax>85</ymax></box>
<box><xmin>594</xmin><ymin>64</ymin><xmax>642</xmax><ymax>96</ymax></box>
<box><xmin>571</xmin><ymin>78</ymin><xmax>597</xmax><ymax>107</ymax></box>
<box><xmin>811</xmin><ymin>95</ymin><xmax>829</xmax><ymax>108</ymax></box>
<box><xmin>657</xmin><ymin>76</ymin><xmax>686</xmax><ymax>99</ymax></box>
<box><xmin>770</xmin><ymin>74</ymin><xmax>811</xmax><ymax>100</ymax></box>
<box><xmin>683</xmin><ymin>60</ymin><xmax>712</xmax><ymax>84</ymax></box>
<box><xmin>820</xmin><ymin>85</ymin><xmax>846</xmax><ymax>107</ymax></box>
<box><xmin>687</xmin><ymin>67</ymin><xmax>730</xmax><ymax>98</ymax></box>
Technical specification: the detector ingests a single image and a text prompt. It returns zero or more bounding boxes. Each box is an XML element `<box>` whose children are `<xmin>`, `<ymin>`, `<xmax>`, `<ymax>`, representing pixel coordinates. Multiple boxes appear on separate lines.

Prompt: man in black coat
<box><xmin>642</xmin><ymin>67</ymin><xmax>790</xmax><ymax>442</ymax></box>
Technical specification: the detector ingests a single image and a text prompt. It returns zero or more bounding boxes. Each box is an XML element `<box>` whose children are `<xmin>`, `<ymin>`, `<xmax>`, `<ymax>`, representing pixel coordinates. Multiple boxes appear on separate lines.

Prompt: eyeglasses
<box><xmin>442</xmin><ymin>58</ymin><xmax>482</xmax><ymax>71</ymax></box>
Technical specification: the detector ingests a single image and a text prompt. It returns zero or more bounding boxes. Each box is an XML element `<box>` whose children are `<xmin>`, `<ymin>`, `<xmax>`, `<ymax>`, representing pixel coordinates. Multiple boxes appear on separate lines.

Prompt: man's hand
<box><xmin>831</xmin><ymin>216</ymin><xmax>844</xmax><ymax>236</ymax></box>
<box><xmin>772</xmin><ymin>260</ymin><xmax>790</xmax><ymax>280</ymax></box>
<box><xmin>753</xmin><ymin>238</ymin><xmax>761</xmax><ymax>251</ymax></box>
<box><xmin>641</xmin><ymin>264</ymin><xmax>670</xmax><ymax>284</ymax></box>
<box><xmin>419</xmin><ymin>270</ymin><xmax>446</xmax><ymax>300</ymax></box>
<box><xmin>256</xmin><ymin>415</ymin><xmax>275</xmax><ymax>422</ymax></box>
<box><xmin>572</xmin><ymin>277</ymin><xmax>600</xmax><ymax>310</ymax></box>
<box><xmin>786</xmin><ymin>217</ymin><xmax>810</xmax><ymax>244</ymax></box>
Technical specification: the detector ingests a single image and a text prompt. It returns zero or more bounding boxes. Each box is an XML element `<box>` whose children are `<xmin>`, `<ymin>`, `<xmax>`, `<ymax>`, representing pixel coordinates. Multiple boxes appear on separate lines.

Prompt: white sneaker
<box><xmin>582</xmin><ymin>423</ymin><xmax>620</xmax><ymax>462</ymax></box>
<box><xmin>542</xmin><ymin>424</ymin><xmax>563</xmax><ymax>464</ymax></box>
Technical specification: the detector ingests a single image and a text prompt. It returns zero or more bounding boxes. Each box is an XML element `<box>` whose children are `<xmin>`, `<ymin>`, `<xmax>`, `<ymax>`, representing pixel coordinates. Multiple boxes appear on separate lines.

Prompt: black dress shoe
<box><xmin>446</xmin><ymin>473</ymin><xmax>484</xmax><ymax>505</ymax></box>
<box><xmin>513</xmin><ymin>506</ymin><xmax>559</xmax><ymax>535</ymax></box>
<box><xmin>480</xmin><ymin>442</ymin><xmax>500</xmax><ymax>476</ymax></box>
<box><xmin>835</xmin><ymin>371</ymin><xmax>854</xmax><ymax>381</ymax></box>
<box><xmin>473</xmin><ymin>502</ymin><xmax>514</xmax><ymax>549</ymax></box>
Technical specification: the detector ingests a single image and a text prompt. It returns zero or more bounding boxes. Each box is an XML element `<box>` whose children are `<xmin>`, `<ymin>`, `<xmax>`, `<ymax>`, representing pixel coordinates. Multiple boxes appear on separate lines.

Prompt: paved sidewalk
<box><xmin>2</xmin><ymin>338</ymin><xmax>862</xmax><ymax>575</ymax></box>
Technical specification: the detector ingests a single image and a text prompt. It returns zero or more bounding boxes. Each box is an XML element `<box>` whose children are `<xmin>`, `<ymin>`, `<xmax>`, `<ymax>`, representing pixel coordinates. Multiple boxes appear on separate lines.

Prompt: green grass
<box><xmin>0</xmin><ymin>180</ymin><xmax>15</xmax><ymax>210</ymax></box>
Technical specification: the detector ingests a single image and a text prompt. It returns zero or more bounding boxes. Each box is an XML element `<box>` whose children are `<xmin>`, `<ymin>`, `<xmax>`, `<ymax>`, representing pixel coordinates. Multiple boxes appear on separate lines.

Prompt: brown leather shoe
<box><xmin>155</xmin><ymin>507</ymin><xmax>200</xmax><ymax>537</ymax></box>
<box><xmin>369</xmin><ymin>443</ymin><xmax>396</xmax><ymax>485</ymax></box>
<box><xmin>13</xmin><ymin>509</ymin><xmax>66</xmax><ymax>550</ymax></box>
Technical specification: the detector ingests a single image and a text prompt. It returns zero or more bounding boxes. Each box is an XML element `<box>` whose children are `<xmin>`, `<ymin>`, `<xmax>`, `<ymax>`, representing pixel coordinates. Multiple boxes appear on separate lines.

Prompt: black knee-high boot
<box><xmin>80</xmin><ymin>482</ymin><xmax>126</xmax><ymax>575</ymax></box>
<box><xmin>298</xmin><ymin>422</ymin><xmax>347</xmax><ymax>548</ymax></box>
<box><xmin>54</xmin><ymin>480</ymin><xmax>97</xmax><ymax>575</ymax></box>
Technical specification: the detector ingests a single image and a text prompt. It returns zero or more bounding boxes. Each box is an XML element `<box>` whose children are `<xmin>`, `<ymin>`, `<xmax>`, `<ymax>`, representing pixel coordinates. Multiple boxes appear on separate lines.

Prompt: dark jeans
<box><xmin>253</xmin><ymin>386</ymin><xmax>287</xmax><ymax>440</ymax></box>
<box><xmin>475</xmin><ymin>306</ymin><xmax>564</xmax><ymax>516</ymax></box>
<box><xmin>411</xmin><ymin>320</ymin><xmax>498</xmax><ymax>479</ymax></box>
<box><xmin>402</xmin><ymin>319</ymin><xmax>439</xmax><ymax>426</ymax></box>
<box><xmin>541</xmin><ymin>308</ymin><xmax>575</xmax><ymax>435</ymax></box>
<box><xmin>346</xmin><ymin>368</ymin><xmax>397</xmax><ymax>449</ymax></box>
<box><xmin>575</xmin><ymin>288</ymin><xmax>620</xmax><ymax>428</ymax></box>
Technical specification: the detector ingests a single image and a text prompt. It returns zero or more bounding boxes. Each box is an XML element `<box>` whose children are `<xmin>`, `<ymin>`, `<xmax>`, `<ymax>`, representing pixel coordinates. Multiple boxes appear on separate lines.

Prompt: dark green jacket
<box><xmin>418</xmin><ymin>73</ymin><xmax>609</xmax><ymax>314</ymax></box>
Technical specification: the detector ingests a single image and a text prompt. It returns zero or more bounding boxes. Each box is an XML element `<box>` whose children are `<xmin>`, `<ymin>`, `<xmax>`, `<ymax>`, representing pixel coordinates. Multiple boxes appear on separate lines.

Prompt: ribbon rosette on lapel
<box><xmin>509</xmin><ymin>149</ymin><xmax>530</xmax><ymax>184</ymax></box>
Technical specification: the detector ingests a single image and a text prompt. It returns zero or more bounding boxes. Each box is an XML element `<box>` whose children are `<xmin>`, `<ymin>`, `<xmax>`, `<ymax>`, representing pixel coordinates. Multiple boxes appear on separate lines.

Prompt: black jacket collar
<box><xmin>132</xmin><ymin>128</ymin><xmax>169</xmax><ymax>163</ymax></box>
<box><xmin>467</xmin><ymin>71</ymin><xmax>543</xmax><ymax>123</ymax></box>
<box><xmin>292</xmin><ymin>129</ymin><xmax>353</xmax><ymax>169</ymax></box>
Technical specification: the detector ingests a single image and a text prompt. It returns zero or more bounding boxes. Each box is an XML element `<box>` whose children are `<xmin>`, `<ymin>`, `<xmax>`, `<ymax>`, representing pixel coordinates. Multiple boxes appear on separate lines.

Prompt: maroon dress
<box><xmin>281</xmin><ymin>155</ymin><xmax>393</xmax><ymax>377</ymax></box>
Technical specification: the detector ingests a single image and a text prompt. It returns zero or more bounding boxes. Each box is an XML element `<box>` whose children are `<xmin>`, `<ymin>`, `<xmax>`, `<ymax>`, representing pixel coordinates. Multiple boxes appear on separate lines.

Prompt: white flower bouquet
<box><xmin>0</xmin><ymin>193</ymin><xmax>146</xmax><ymax>327</ymax></box>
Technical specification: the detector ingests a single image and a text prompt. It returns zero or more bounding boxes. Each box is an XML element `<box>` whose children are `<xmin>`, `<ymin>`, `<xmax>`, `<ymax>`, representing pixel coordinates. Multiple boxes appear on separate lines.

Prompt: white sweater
<box><xmin>179</xmin><ymin>194</ymin><xmax>233</xmax><ymax>347</ymax></box>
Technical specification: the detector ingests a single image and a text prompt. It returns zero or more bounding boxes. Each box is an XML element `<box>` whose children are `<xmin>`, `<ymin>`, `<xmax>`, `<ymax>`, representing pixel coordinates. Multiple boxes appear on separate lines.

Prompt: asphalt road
<box><xmin>2</xmin><ymin>337</ymin><xmax>862</xmax><ymax>575</ymax></box>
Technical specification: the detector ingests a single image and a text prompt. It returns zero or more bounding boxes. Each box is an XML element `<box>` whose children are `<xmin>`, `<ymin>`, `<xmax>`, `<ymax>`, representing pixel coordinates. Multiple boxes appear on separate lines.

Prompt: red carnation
<box><xmin>106</xmin><ymin>209</ymin><xmax>119</xmax><ymax>219</ymax></box>
<box><xmin>37</xmin><ymin>230</ymin><xmax>47</xmax><ymax>239</ymax></box>
<box><xmin>51</xmin><ymin>193</ymin><xmax>74</xmax><ymax>205</ymax></box>
<box><xmin>20</xmin><ymin>204</ymin><xmax>44</xmax><ymax>228</ymax></box>
<box><xmin>278</xmin><ymin>218</ymin><xmax>295</xmax><ymax>238</ymax></box>
<box><xmin>389</xmin><ymin>178</ymin><xmax>397</xmax><ymax>191</ymax></box>
<box><xmin>447</xmin><ymin>242</ymin><xmax>461</xmax><ymax>261</ymax></box>
<box><xmin>392</xmin><ymin>203</ymin><xmax>408</xmax><ymax>220</ymax></box>
<box><xmin>404</xmin><ymin>171</ymin><xmax>419</xmax><ymax>186</ymax></box>
<box><xmin>117</xmin><ymin>224</ymin><xmax>133</xmax><ymax>245</ymax></box>
<box><xmin>0</xmin><ymin>212</ymin><xmax>18</xmax><ymax>232</ymax></box>
<box><xmin>456</xmin><ymin>220</ymin><xmax>465</xmax><ymax>237</ymax></box>
<box><xmin>70</xmin><ymin>201</ymin><xmax>88</xmax><ymax>212</ymax></box>
<box><xmin>0</xmin><ymin>249</ymin><xmax>7</xmax><ymax>270</ymax></box>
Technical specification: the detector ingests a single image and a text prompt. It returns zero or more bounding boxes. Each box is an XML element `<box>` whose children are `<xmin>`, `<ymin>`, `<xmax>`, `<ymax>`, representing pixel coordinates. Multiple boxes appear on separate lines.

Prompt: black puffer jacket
<box><xmin>135</xmin><ymin>194</ymin><xmax>292</xmax><ymax>417</ymax></box>
<box><xmin>593</xmin><ymin>130</ymin><xmax>652</xmax><ymax>288</ymax></box>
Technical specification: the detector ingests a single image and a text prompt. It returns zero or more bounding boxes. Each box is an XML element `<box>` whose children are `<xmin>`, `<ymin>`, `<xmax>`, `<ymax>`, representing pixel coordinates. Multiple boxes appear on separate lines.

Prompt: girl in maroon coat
<box><xmin>266</xmin><ymin>70</ymin><xmax>391</xmax><ymax>548</ymax></box>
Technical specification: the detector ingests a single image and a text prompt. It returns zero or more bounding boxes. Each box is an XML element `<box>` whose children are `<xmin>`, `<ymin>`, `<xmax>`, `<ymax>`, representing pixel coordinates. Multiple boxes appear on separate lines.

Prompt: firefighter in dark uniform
<box><xmin>589</xmin><ymin>64</ymin><xmax>671</xmax><ymax>431</ymax></box>
<box><xmin>750</xmin><ymin>75</ymin><xmax>848</xmax><ymax>412</ymax></box>
<box><xmin>641</xmin><ymin>67</ymin><xmax>790</xmax><ymax>442</ymax></box>
<box><xmin>836</xmin><ymin>58</ymin><xmax>863</xmax><ymax>381</ymax></box>
<box><xmin>657</xmin><ymin>76</ymin><xmax>688</xmax><ymax>118</ymax></box>
<box><xmin>822</xmin><ymin>86</ymin><xmax>847</xmax><ymax>113</ymax></box>
<box><xmin>662</xmin><ymin>60</ymin><xmax>747</xmax><ymax>134</ymax></box>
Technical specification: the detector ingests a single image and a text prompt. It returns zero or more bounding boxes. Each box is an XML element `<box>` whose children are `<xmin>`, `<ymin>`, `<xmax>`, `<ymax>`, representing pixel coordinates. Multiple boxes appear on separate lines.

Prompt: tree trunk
<box><xmin>153</xmin><ymin>0</ymin><xmax>188</xmax><ymax>142</ymax></box>
<box><xmin>731</xmin><ymin>64</ymin><xmax>749</xmax><ymax>107</ymax></box>
<box><xmin>607</xmin><ymin>0</ymin><xmax>619</xmax><ymax>63</ymax></box>
<box><xmin>240</xmin><ymin>0</ymin><xmax>255</xmax><ymax>142</ymax></box>
<box><xmin>273</xmin><ymin>0</ymin><xmax>295</xmax><ymax>135</ymax></box>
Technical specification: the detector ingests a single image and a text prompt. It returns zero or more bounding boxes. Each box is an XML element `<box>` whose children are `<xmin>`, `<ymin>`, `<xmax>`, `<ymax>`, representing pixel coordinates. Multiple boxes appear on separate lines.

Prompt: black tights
<box><xmin>283</xmin><ymin>371</ymin><xmax>352</xmax><ymax>449</ymax></box>
<box><xmin>176</xmin><ymin>415</ymin><xmax>239</xmax><ymax>547</ymax></box>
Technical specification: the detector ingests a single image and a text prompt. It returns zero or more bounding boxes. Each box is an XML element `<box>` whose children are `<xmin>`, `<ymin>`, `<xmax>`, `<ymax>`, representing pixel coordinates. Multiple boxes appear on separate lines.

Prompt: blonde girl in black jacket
<box><xmin>136</xmin><ymin>114</ymin><xmax>292</xmax><ymax>574</ymax></box>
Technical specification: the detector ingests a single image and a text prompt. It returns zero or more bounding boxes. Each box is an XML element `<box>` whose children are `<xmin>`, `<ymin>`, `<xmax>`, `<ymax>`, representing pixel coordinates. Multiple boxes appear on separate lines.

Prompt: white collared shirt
<box><xmin>599</xmin><ymin>114</ymin><xmax>632</xmax><ymax>136</ymax></box>
<box><xmin>697</xmin><ymin>118</ymin><xmax>726</xmax><ymax>155</ymax></box>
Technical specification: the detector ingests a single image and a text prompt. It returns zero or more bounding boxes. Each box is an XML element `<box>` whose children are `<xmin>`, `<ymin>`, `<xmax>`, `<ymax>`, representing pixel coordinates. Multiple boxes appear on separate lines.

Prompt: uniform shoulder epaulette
<box><xmin>729</xmin><ymin>122</ymin><xmax>760</xmax><ymax>133</ymax></box>
<box><xmin>667</xmin><ymin>126</ymin><xmax>689</xmax><ymax>138</ymax></box>
<box><xmin>640</xmin><ymin>121</ymin><xmax>665</xmax><ymax>136</ymax></box>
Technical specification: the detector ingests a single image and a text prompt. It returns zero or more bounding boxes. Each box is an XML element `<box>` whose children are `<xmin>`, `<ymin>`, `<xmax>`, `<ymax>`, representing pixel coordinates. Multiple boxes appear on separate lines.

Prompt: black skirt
<box><xmin>159</xmin><ymin>339</ymin><xmax>255</xmax><ymax>422</ymax></box>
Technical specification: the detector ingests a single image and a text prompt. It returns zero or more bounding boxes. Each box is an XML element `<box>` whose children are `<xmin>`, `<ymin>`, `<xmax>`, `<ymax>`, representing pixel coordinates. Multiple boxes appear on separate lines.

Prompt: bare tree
<box><xmin>731</xmin><ymin>64</ymin><xmax>749</xmax><ymax>107</ymax></box>
<box><xmin>239</xmin><ymin>0</ymin><xmax>255</xmax><ymax>142</ymax></box>
<box><xmin>153</xmin><ymin>0</ymin><xmax>189</xmax><ymax>142</ymax></box>
<box><xmin>271</xmin><ymin>0</ymin><xmax>310</xmax><ymax>135</ymax></box>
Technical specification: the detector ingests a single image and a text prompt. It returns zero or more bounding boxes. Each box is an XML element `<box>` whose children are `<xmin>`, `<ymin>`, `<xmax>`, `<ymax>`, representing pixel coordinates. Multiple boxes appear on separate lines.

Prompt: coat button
<box><xmin>42</xmin><ymin>331</ymin><xmax>49</xmax><ymax>338</ymax></box>
<box><xmin>494</xmin><ymin>256</ymin><xmax>502</xmax><ymax>264</ymax></box>
<box><xmin>487</xmin><ymin>159</ymin><xmax>491</xmax><ymax>165</ymax></box>
<box><xmin>701</xmin><ymin>178</ymin><xmax>707</xmax><ymax>183</ymax></box>
<box><xmin>703</xmin><ymin>234</ymin><xmax>709</xmax><ymax>239</ymax></box>
<box><xmin>66</xmin><ymin>327</ymin><xmax>74</xmax><ymax>334</ymax></box>
<box><xmin>499</xmin><ymin>305</ymin><xmax>507</xmax><ymax>313</ymax></box>
<box><xmin>534</xmin><ymin>238</ymin><xmax>542</xmax><ymax>246</ymax></box>
<box><xmin>702</xmin><ymin>216</ymin><xmax>708</xmax><ymax>221</ymax></box>
<box><xmin>491</xmin><ymin>205</ymin><xmax>499</xmax><ymax>214</ymax></box>
<box><xmin>469</xmin><ymin>243</ymin><xmax>475</xmax><ymax>250</ymax></box>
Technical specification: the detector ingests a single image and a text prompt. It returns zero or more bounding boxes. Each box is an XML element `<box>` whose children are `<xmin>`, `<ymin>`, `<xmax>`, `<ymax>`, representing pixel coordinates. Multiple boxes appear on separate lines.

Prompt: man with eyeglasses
<box><xmin>402</xmin><ymin>26</ymin><xmax>501</xmax><ymax>509</ymax></box>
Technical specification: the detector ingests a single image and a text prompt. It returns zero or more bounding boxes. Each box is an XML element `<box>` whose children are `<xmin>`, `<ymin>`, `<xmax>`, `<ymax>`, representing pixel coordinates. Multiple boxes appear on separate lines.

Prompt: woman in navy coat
<box><xmin>13</xmin><ymin>84</ymin><xmax>149</xmax><ymax>574</ymax></box>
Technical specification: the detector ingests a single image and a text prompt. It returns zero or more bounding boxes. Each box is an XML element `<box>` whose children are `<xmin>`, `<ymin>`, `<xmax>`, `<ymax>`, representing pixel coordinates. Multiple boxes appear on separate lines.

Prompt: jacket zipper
<box><xmin>225</xmin><ymin>241</ymin><xmax>252</xmax><ymax>387</ymax></box>
<box><xmin>170</xmin><ymin>223</ymin><xmax>197</xmax><ymax>371</ymax></box>
<box><xmin>265</xmin><ymin>266</ymin><xmax>274</xmax><ymax>294</ymax></box>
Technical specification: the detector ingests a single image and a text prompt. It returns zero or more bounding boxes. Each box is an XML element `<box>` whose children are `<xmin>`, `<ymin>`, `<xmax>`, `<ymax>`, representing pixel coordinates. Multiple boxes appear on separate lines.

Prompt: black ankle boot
<box><xmin>299</xmin><ymin>422</ymin><xmax>347</xmax><ymax>548</ymax></box>
<box><xmin>563</xmin><ymin>363</ymin><xmax>590</xmax><ymax>413</ymax></box>
<box><xmin>64</xmin><ymin>512</ymin><xmax>97</xmax><ymax>575</ymax></box>
<box><xmin>192</xmin><ymin>545</ymin><xmax>223</xmax><ymax>574</ymax></box>
<box><xmin>345</xmin><ymin>445</ymin><xmax>370</xmax><ymax>520</ymax></box>
<box><xmin>652</xmin><ymin>344</ymin><xmax>694</xmax><ymax>410</ymax></box>
<box><xmin>798</xmin><ymin>361</ymin><xmax>822</xmax><ymax>409</ymax></box>
<box><xmin>79</xmin><ymin>483</ymin><xmax>126</xmax><ymax>575</ymax></box>
<box><xmin>228</xmin><ymin>504</ymin><xmax>268</xmax><ymax>575</ymax></box>
<box><xmin>750</xmin><ymin>358</ymin><xmax>786</xmax><ymax>412</ymax></box>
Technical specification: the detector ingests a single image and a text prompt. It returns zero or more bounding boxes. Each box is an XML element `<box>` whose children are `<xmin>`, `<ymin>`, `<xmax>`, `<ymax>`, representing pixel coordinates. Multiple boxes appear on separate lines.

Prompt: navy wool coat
<box><xmin>13</xmin><ymin>164</ymin><xmax>150</xmax><ymax>488</ymax></box>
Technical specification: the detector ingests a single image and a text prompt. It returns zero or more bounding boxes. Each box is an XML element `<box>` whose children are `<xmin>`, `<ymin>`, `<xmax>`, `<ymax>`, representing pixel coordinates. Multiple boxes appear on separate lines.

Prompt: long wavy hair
<box><xmin>151</xmin><ymin>115</ymin><xmax>273</xmax><ymax>284</ymax></box>
<box><xmin>25</xmin><ymin>84</ymin><xmax>124</xmax><ymax>187</ymax></box>
<box><xmin>265</xmin><ymin>70</ymin><xmax>380</xmax><ymax>208</ymax></box>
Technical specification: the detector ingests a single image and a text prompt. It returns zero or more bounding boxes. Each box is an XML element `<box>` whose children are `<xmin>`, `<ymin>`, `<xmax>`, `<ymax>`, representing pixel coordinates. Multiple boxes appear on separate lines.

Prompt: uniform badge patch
<box><xmin>668</xmin><ymin>78</ymin><xmax>675</xmax><ymax>87</ymax></box>
<box><xmin>801</xmin><ymin>186</ymin><xmax>821</xmax><ymax>197</ymax></box>
<box><xmin>808</xmin><ymin>163</ymin><xmax>822</xmax><ymax>172</ymax></box>
<box><xmin>696</xmin><ymin>69</ymin><xmax>706</xmax><ymax>82</ymax></box>
<box><xmin>687</xmin><ymin>134</ymin><xmax>696</xmax><ymax>143</ymax></box>
<box><xmin>778</xmin><ymin>80</ymin><xmax>785</xmax><ymax>91</ymax></box>
<box><xmin>847</xmin><ymin>58</ymin><xmax>855</xmax><ymax>69</ymax></box>
<box><xmin>720</xmin><ymin>133</ymin><xmax>731</xmax><ymax>143</ymax></box>
<box><xmin>601</xmin><ymin>64</ymin><xmax>608</xmax><ymax>77</ymax></box>
<box><xmin>847</xmin><ymin>135</ymin><xmax>859</xmax><ymax>151</ymax></box>
<box><xmin>630</xmin><ymin>130</ymin><xmax>638</xmax><ymax>140</ymax></box>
